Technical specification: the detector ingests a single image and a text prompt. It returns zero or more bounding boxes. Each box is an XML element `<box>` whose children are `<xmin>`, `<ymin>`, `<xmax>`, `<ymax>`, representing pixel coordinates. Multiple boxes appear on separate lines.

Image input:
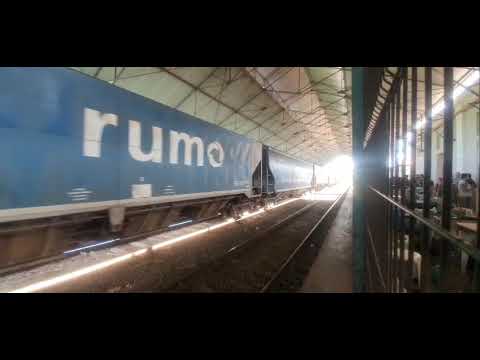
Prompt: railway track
<box><xmin>0</xmin><ymin>213</ymin><xmax>223</xmax><ymax>278</ymax></box>
<box><xmin>0</xmin><ymin>195</ymin><xmax>312</xmax><ymax>292</ymax></box>
<box><xmin>163</xmin><ymin>189</ymin><xmax>349</xmax><ymax>293</ymax></box>
<box><xmin>0</xmin><ymin>190</ymin><xmax>328</xmax><ymax>278</ymax></box>
<box><xmin>1</xmin><ymin>189</ymin><xmax>345</xmax><ymax>293</ymax></box>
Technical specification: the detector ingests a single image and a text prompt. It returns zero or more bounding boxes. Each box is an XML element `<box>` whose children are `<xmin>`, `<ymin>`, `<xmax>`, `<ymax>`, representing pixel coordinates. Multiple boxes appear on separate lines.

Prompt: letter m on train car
<box><xmin>169</xmin><ymin>130</ymin><xmax>205</xmax><ymax>166</ymax></box>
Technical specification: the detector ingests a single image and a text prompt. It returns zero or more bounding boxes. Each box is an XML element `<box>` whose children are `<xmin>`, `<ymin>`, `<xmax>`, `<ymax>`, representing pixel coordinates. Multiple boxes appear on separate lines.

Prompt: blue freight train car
<box><xmin>0</xmin><ymin>67</ymin><xmax>319</xmax><ymax>267</ymax></box>
<box><xmin>268</xmin><ymin>148</ymin><xmax>314</xmax><ymax>193</ymax></box>
<box><xmin>0</xmin><ymin>67</ymin><xmax>262</xmax><ymax>223</ymax></box>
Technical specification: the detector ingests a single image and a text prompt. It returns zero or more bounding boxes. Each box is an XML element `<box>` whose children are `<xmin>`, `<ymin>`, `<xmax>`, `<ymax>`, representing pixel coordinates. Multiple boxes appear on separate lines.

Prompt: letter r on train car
<box><xmin>83</xmin><ymin>108</ymin><xmax>118</xmax><ymax>158</ymax></box>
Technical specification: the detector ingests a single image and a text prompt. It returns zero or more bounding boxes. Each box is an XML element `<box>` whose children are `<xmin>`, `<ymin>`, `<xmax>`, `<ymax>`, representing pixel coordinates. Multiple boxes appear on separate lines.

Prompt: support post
<box><xmin>440</xmin><ymin>67</ymin><xmax>454</xmax><ymax>290</ymax></box>
<box><xmin>422</xmin><ymin>67</ymin><xmax>433</xmax><ymax>292</ymax></box>
<box><xmin>408</xmin><ymin>67</ymin><xmax>417</xmax><ymax>289</ymax></box>
<box><xmin>352</xmin><ymin>67</ymin><xmax>366</xmax><ymax>292</ymax></box>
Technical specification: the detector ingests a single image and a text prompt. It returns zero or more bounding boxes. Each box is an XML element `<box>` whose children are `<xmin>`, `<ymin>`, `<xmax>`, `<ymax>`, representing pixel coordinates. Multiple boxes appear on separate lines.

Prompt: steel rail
<box><xmin>225</xmin><ymin>199</ymin><xmax>320</xmax><ymax>255</ymax></box>
<box><xmin>174</xmin><ymin>200</ymin><xmax>321</xmax><ymax>281</ymax></box>
<box><xmin>260</xmin><ymin>187</ymin><xmax>349</xmax><ymax>292</ymax></box>
<box><xmin>165</xmin><ymin>194</ymin><xmax>334</xmax><ymax>291</ymax></box>
<box><xmin>0</xmin><ymin>212</ymin><xmax>224</xmax><ymax>277</ymax></box>
<box><xmin>0</xmin><ymin>192</ymin><xmax>319</xmax><ymax>280</ymax></box>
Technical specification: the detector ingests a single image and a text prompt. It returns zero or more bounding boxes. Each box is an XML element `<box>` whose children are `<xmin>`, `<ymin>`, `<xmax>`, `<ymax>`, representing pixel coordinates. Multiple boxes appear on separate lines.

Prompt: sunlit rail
<box><xmin>8</xmin><ymin>196</ymin><xmax>306</xmax><ymax>293</ymax></box>
<box><xmin>303</xmin><ymin>183</ymin><xmax>351</xmax><ymax>201</ymax></box>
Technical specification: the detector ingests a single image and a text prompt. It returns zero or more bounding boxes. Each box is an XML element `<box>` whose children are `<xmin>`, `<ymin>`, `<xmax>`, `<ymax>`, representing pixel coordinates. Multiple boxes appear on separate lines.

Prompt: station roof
<box><xmin>364</xmin><ymin>67</ymin><xmax>479</xmax><ymax>147</ymax></box>
<box><xmin>71</xmin><ymin>67</ymin><xmax>352</xmax><ymax>165</ymax></box>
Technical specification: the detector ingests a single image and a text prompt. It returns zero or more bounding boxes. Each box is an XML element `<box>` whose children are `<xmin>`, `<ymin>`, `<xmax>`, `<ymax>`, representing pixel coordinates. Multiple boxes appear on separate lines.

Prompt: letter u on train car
<box><xmin>128</xmin><ymin>120</ymin><xmax>163</xmax><ymax>163</ymax></box>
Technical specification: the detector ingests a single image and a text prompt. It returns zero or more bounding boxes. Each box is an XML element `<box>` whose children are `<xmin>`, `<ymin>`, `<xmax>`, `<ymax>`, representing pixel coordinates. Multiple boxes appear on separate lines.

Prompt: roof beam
<box><xmin>159</xmin><ymin>67</ymin><xmax>292</xmax><ymax>147</ymax></box>
<box><xmin>217</xmin><ymin>67</ymin><xmax>296</xmax><ymax>127</ymax></box>
<box><xmin>174</xmin><ymin>68</ymin><xmax>218</xmax><ymax>109</ymax></box>
<box><xmin>94</xmin><ymin>67</ymin><xmax>103</xmax><ymax>78</ymax></box>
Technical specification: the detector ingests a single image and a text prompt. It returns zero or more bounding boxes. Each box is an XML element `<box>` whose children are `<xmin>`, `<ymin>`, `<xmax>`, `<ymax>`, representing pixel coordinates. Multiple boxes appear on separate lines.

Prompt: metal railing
<box><xmin>363</xmin><ymin>67</ymin><xmax>480</xmax><ymax>293</ymax></box>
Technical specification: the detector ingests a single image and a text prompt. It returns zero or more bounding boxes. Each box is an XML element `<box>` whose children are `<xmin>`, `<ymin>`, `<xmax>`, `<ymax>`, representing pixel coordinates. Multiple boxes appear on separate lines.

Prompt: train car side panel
<box><xmin>0</xmin><ymin>67</ymin><xmax>259</xmax><ymax>221</ymax></box>
<box><xmin>267</xmin><ymin>148</ymin><xmax>313</xmax><ymax>193</ymax></box>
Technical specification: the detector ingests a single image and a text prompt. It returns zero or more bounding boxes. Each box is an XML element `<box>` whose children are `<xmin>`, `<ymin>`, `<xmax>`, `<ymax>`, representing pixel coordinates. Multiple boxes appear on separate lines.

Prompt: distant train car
<box><xmin>266</xmin><ymin>148</ymin><xmax>314</xmax><ymax>199</ymax></box>
<box><xmin>313</xmin><ymin>164</ymin><xmax>329</xmax><ymax>190</ymax></box>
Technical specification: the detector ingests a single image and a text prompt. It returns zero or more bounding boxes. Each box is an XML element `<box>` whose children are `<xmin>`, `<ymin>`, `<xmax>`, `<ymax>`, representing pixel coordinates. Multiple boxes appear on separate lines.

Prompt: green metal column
<box><xmin>352</xmin><ymin>67</ymin><xmax>366</xmax><ymax>292</ymax></box>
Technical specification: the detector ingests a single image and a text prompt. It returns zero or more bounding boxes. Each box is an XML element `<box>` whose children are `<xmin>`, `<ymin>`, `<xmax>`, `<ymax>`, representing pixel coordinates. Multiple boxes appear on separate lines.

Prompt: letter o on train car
<box><xmin>207</xmin><ymin>141</ymin><xmax>224</xmax><ymax>167</ymax></box>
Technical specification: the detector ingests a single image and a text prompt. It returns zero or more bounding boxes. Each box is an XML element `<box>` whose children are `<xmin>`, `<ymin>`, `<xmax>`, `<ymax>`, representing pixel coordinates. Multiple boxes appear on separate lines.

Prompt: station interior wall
<box><xmin>415</xmin><ymin>98</ymin><xmax>480</xmax><ymax>184</ymax></box>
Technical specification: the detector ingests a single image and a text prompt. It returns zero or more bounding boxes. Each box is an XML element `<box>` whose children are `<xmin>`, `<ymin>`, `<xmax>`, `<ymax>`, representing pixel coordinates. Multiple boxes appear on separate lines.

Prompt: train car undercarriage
<box><xmin>0</xmin><ymin>188</ymin><xmax>311</xmax><ymax>271</ymax></box>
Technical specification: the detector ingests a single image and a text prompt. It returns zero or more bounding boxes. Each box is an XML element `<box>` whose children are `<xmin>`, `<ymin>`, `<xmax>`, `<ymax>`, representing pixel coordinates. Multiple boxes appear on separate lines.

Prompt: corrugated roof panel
<box><xmin>72</xmin><ymin>67</ymin><xmax>99</xmax><ymax>77</ymax></box>
<box><xmin>115</xmin><ymin>72</ymin><xmax>192</xmax><ymax>108</ymax></box>
<box><xmin>203</xmin><ymin>75</ymin><xmax>260</xmax><ymax>109</ymax></box>
<box><xmin>120</xmin><ymin>67</ymin><xmax>164</xmax><ymax>78</ymax></box>
<box><xmin>236</xmin><ymin>119</ymin><xmax>259</xmax><ymax>134</ymax></box>
<box><xmin>175</xmin><ymin>91</ymin><xmax>216</xmax><ymax>122</ymax></box>
<box><xmin>70</xmin><ymin>66</ymin><xmax>355</xmax><ymax>165</ymax></box>
<box><xmin>168</xmin><ymin>67</ymin><xmax>216</xmax><ymax>87</ymax></box>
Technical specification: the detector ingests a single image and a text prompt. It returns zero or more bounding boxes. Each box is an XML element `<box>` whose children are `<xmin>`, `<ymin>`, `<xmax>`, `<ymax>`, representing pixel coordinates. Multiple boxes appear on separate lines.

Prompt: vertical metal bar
<box><xmin>440</xmin><ymin>67</ymin><xmax>454</xmax><ymax>291</ymax></box>
<box><xmin>408</xmin><ymin>67</ymin><xmax>417</xmax><ymax>289</ymax></box>
<box><xmin>422</xmin><ymin>67</ymin><xmax>433</xmax><ymax>292</ymax></box>
<box><xmin>394</xmin><ymin>80</ymin><xmax>401</xmax><ymax>292</ymax></box>
<box><xmin>387</xmin><ymin>103</ymin><xmax>393</xmax><ymax>291</ymax></box>
<box><xmin>261</xmin><ymin>144</ymin><xmax>263</xmax><ymax>195</ymax></box>
<box><xmin>352</xmin><ymin>67</ymin><xmax>366</xmax><ymax>292</ymax></box>
<box><xmin>365</xmin><ymin>245</ymin><xmax>372</xmax><ymax>291</ymax></box>
<box><xmin>399</xmin><ymin>67</ymin><xmax>408</xmax><ymax>292</ymax></box>
<box><xmin>384</xmin><ymin>108</ymin><xmax>390</xmax><ymax>291</ymax></box>
<box><xmin>388</xmin><ymin>101</ymin><xmax>396</xmax><ymax>292</ymax></box>
<box><xmin>382</xmin><ymin>109</ymin><xmax>389</xmax><ymax>292</ymax></box>
<box><xmin>391</xmin><ymin>94</ymin><xmax>396</xmax><ymax>292</ymax></box>
<box><xmin>389</xmin><ymin>101</ymin><xmax>395</xmax><ymax>291</ymax></box>
<box><xmin>475</xmin><ymin>67</ymin><xmax>480</xmax><ymax>292</ymax></box>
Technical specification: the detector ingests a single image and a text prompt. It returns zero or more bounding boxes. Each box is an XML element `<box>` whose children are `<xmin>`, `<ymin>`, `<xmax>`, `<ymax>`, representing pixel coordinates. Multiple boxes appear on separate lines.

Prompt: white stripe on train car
<box><xmin>274</xmin><ymin>186</ymin><xmax>312</xmax><ymax>192</ymax></box>
<box><xmin>0</xmin><ymin>189</ymin><xmax>251</xmax><ymax>224</ymax></box>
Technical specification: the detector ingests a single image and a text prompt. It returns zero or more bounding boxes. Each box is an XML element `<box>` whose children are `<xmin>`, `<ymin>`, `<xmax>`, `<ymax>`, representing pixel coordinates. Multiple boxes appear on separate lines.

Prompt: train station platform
<box><xmin>300</xmin><ymin>188</ymin><xmax>353</xmax><ymax>293</ymax></box>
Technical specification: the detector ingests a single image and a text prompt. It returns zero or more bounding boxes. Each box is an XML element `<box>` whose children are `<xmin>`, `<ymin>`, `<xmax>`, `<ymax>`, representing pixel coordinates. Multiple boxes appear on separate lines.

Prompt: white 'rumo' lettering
<box><xmin>128</xmin><ymin>120</ymin><xmax>163</xmax><ymax>163</ymax></box>
<box><xmin>83</xmin><ymin>108</ymin><xmax>118</xmax><ymax>157</ymax></box>
<box><xmin>83</xmin><ymin>107</ymin><xmax>224</xmax><ymax>167</ymax></box>
<box><xmin>169</xmin><ymin>130</ymin><xmax>204</xmax><ymax>166</ymax></box>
